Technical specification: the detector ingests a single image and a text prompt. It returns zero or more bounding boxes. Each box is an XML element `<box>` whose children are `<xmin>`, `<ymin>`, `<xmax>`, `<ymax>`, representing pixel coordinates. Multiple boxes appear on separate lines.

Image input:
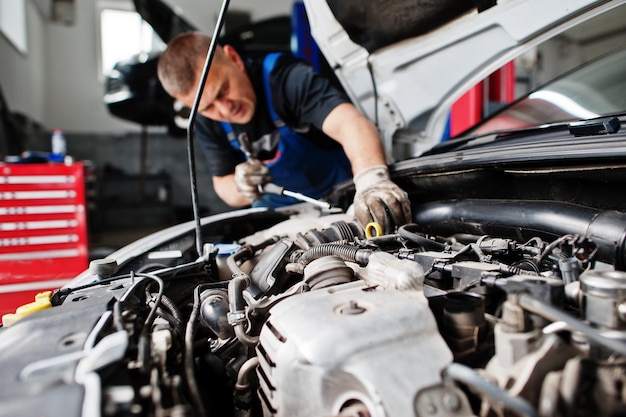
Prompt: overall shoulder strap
<box><xmin>262</xmin><ymin>52</ymin><xmax>285</xmax><ymax>128</ymax></box>
<box><xmin>220</xmin><ymin>121</ymin><xmax>237</xmax><ymax>146</ymax></box>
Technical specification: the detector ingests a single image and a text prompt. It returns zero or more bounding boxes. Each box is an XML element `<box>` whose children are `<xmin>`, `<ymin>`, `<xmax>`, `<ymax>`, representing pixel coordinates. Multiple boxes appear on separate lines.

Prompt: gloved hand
<box><xmin>353</xmin><ymin>165</ymin><xmax>411</xmax><ymax>234</ymax></box>
<box><xmin>234</xmin><ymin>159</ymin><xmax>272</xmax><ymax>202</ymax></box>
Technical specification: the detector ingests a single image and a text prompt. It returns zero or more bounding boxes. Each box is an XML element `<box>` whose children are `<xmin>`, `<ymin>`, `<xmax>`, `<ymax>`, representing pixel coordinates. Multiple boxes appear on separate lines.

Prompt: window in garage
<box><xmin>97</xmin><ymin>2</ymin><xmax>164</xmax><ymax>78</ymax></box>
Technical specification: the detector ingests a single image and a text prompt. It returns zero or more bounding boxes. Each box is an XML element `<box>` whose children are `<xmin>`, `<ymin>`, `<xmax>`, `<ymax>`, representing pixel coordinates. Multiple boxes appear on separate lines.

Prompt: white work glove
<box><xmin>353</xmin><ymin>165</ymin><xmax>411</xmax><ymax>234</ymax></box>
<box><xmin>234</xmin><ymin>159</ymin><xmax>272</xmax><ymax>202</ymax></box>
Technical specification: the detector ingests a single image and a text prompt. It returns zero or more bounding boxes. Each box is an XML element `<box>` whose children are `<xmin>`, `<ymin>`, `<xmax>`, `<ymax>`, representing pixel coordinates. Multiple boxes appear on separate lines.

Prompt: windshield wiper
<box><xmin>425</xmin><ymin>115</ymin><xmax>624</xmax><ymax>156</ymax></box>
<box><xmin>569</xmin><ymin>116</ymin><xmax>621</xmax><ymax>136</ymax></box>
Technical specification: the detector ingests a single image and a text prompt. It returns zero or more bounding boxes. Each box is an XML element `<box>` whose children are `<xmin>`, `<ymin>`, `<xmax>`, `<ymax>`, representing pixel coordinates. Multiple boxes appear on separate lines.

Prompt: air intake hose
<box><xmin>414</xmin><ymin>200</ymin><xmax>626</xmax><ymax>270</ymax></box>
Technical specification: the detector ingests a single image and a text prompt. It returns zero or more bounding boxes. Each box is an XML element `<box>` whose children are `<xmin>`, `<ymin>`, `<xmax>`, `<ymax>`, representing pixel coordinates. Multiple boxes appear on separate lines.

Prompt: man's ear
<box><xmin>222</xmin><ymin>45</ymin><xmax>245</xmax><ymax>71</ymax></box>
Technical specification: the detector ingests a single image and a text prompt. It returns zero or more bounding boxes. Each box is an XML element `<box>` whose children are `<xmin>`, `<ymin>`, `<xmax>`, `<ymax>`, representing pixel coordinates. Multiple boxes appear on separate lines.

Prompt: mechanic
<box><xmin>157</xmin><ymin>31</ymin><xmax>411</xmax><ymax>232</ymax></box>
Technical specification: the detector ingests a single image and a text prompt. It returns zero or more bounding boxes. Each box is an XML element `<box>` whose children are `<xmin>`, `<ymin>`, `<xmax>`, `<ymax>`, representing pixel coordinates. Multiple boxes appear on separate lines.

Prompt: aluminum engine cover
<box><xmin>255</xmin><ymin>280</ymin><xmax>453</xmax><ymax>417</ymax></box>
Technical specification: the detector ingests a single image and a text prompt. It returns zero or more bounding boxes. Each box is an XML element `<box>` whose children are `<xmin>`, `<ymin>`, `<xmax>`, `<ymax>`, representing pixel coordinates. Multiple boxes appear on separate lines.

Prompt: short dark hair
<box><xmin>157</xmin><ymin>31</ymin><xmax>216</xmax><ymax>96</ymax></box>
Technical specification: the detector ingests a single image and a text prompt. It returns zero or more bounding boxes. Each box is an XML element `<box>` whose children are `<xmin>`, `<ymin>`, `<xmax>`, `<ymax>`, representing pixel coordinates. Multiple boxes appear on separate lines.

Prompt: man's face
<box><xmin>177</xmin><ymin>45</ymin><xmax>257</xmax><ymax>124</ymax></box>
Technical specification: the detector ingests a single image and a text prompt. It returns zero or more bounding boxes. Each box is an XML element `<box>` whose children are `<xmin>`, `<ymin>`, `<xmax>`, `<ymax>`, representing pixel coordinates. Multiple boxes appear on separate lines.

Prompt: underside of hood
<box><xmin>325</xmin><ymin>0</ymin><xmax>479</xmax><ymax>53</ymax></box>
<box><xmin>303</xmin><ymin>0</ymin><xmax>624</xmax><ymax>160</ymax></box>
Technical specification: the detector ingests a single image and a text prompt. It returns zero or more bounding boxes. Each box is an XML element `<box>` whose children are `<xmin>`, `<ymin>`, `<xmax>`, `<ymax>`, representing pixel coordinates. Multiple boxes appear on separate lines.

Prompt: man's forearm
<box><xmin>213</xmin><ymin>174</ymin><xmax>251</xmax><ymax>207</ymax></box>
<box><xmin>322</xmin><ymin>102</ymin><xmax>411</xmax><ymax>231</ymax></box>
<box><xmin>321</xmin><ymin>103</ymin><xmax>388</xmax><ymax>174</ymax></box>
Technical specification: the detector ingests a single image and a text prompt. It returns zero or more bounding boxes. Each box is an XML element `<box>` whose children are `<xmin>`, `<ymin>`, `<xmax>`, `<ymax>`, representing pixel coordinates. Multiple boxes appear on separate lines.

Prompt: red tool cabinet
<box><xmin>0</xmin><ymin>162</ymin><xmax>88</xmax><ymax>316</ymax></box>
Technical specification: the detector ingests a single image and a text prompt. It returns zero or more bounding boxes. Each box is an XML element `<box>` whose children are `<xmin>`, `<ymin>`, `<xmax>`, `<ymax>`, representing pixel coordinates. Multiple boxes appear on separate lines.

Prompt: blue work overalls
<box><xmin>222</xmin><ymin>53</ymin><xmax>352</xmax><ymax>208</ymax></box>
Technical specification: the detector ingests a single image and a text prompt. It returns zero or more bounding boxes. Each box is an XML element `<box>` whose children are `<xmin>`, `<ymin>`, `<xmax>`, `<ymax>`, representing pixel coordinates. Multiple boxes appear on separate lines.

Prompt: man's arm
<box><xmin>213</xmin><ymin>174</ymin><xmax>251</xmax><ymax>207</ymax></box>
<box><xmin>321</xmin><ymin>103</ymin><xmax>387</xmax><ymax>173</ymax></box>
<box><xmin>322</xmin><ymin>102</ymin><xmax>412</xmax><ymax>232</ymax></box>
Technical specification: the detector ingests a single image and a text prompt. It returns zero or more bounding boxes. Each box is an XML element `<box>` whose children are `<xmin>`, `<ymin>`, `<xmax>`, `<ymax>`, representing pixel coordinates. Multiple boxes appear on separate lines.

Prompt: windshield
<box><xmin>466</xmin><ymin>47</ymin><xmax>626</xmax><ymax>136</ymax></box>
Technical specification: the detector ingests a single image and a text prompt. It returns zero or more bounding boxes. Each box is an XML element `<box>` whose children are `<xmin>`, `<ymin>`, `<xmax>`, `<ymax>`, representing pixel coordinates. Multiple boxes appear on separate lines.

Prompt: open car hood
<box><xmin>303</xmin><ymin>0</ymin><xmax>623</xmax><ymax>158</ymax></box>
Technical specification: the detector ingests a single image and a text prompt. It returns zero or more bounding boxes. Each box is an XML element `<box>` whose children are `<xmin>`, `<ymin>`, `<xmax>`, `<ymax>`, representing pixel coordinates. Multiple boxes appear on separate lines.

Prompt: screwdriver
<box><xmin>237</xmin><ymin>133</ymin><xmax>332</xmax><ymax>210</ymax></box>
<box><xmin>260</xmin><ymin>183</ymin><xmax>331</xmax><ymax>210</ymax></box>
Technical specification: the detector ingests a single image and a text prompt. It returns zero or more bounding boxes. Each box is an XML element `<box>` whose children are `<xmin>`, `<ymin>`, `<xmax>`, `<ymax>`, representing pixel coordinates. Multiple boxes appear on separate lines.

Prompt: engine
<box><xmin>3</xmin><ymin>208</ymin><xmax>626</xmax><ymax>417</ymax></box>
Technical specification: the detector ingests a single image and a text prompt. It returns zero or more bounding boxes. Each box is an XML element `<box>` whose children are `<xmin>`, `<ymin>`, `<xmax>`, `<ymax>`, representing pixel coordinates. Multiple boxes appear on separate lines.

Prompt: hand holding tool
<box><xmin>236</xmin><ymin>133</ymin><xmax>332</xmax><ymax>209</ymax></box>
<box><xmin>234</xmin><ymin>133</ymin><xmax>272</xmax><ymax>202</ymax></box>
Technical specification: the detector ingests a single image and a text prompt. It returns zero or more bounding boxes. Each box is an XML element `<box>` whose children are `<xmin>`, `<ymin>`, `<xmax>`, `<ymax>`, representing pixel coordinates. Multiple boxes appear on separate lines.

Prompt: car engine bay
<box><xmin>3</xmin><ymin>190</ymin><xmax>626</xmax><ymax>417</ymax></box>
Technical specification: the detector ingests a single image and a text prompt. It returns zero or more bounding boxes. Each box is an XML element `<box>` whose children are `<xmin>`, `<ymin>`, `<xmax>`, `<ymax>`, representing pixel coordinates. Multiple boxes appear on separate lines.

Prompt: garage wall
<box><xmin>0</xmin><ymin>1</ymin><xmax>46</xmax><ymax>125</ymax></box>
<box><xmin>43</xmin><ymin>1</ymin><xmax>138</xmax><ymax>134</ymax></box>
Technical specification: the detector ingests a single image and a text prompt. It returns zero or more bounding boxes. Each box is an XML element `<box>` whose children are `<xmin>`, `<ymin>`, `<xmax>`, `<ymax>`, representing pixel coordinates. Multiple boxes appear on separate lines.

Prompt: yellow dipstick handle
<box><xmin>365</xmin><ymin>222</ymin><xmax>383</xmax><ymax>238</ymax></box>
